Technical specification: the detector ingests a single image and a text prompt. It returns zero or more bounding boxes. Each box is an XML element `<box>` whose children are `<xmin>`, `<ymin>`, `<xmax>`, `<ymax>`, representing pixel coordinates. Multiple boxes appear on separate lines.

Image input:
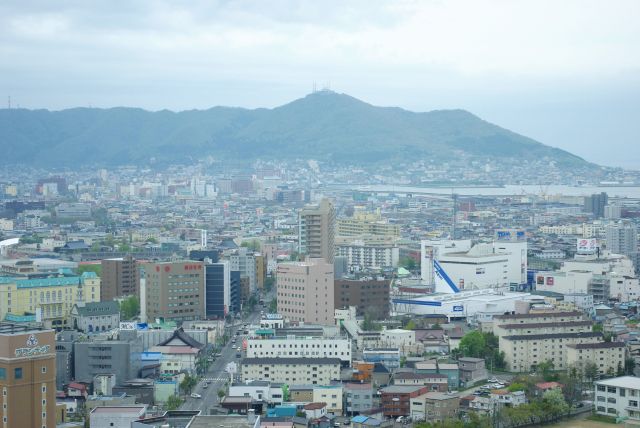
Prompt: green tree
<box><xmin>459</xmin><ymin>331</ymin><xmax>486</xmax><ymax>358</ymax></box>
<box><xmin>76</xmin><ymin>264</ymin><xmax>102</xmax><ymax>277</ymax></box>
<box><xmin>241</xmin><ymin>239</ymin><xmax>261</xmax><ymax>251</ymax></box>
<box><xmin>625</xmin><ymin>356</ymin><xmax>636</xmax><ymax>375</ymax></box>
<box><xmin>196</xmin><ymin>356</ymin><xmax>209</xmax><ymax>375</ymax></box>
<box><xmin>166</xmin><ymin>394</ymin><xmax>183</xmax><ymax>410</ymax></box>
<box><xmin>584</xmin><ymin>361</ymin><xmax>599</xmax><ymax>384</ymax></box>
<box><xmin>264</xmin><ymin>276</ymin><xmax>275</xmax><ymax>292</ymax></box>
<box><xmin>217</xmin><ymin>389</ymin><xmax>226</xmax><ymax>400</ymax></box>
<box><xmin>404</xmin><ymin>320</ymin><xmax>416</xmax><ymax>330</ymax></box>
<box><xmin>399</xmin><ymin>256</ymin><xmax>417</xmax><ymax>270</ymax></box>
<box><xmin>119</xmin><ymin>296</ymin><xmax>140</xmax><ymax>320</ymax></box>
<box><xmin>180</xmin><ymin>374</ymin><xmax>198</xmax><ymax>395</ymax></box>
<box><xmin>537</xmin><ymin>360</ymin><xmax>556</xmax><ymax>381</ymax></box>
<box><xmin>269</xmin><ymin>299</ymin><xmax>277</xmax><ymax>314</ymax></box>
<box><xmin>541</xmin><ymin>388</ymin><xmax>570</xmax><ymax>419</ymax></box>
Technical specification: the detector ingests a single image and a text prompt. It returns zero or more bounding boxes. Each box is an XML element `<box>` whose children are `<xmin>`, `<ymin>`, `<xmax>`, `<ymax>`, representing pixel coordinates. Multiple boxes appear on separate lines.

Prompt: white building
<box><xmin>245</xmin><ymin>336</ymin><xmax>351</xmax><ymax>365</ymax></box>
<box><xmin>594</xmin><ymin>376</ymin><xmax>640</xmax><ymax>421</ymax></box>
<box><xmin>335</xmin><ymin>241</ymin><xmax>399</xmax><ymax>271</ymax></box>
<box><xmin>312</xmin><ymin>385</ymin><xmax>343</xmax><ymax>415</ymax></box>
<box><xmin>241</xmin><ymin>357</ymin><xmax>341</xmax><ymax>385</ymax></box>
<box><xmin>228</xmin><ymin>381</ymin><xmax>284</xmax><ymax>405</ymax></box>
<box><xmin>420</xmin><ymin>235</ymin><xmax>526</xmax><ymax>294</ymax></box>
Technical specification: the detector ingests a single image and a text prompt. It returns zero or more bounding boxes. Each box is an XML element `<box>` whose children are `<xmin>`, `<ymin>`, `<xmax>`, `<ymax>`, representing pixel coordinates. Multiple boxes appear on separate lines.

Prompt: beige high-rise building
<box><xmin>0</xmin><ymin>323</ymin><xmax>56</xmax><ymax>428</ymax></box>
<box><xmin>141</xmin><ymin>261</ymin><xmax>205</xmax><ymax>322</ymax></box>
<box><xmin>101</xmin><ymin>255</ymin><xmax>138</xmax><ymax>301</ymax></box>
<box><xmin>299</xmin><ymin>198</ymin><xmax>335</xmax><ymax>263</ymax></box>
<box><xmin>276</xmin><ymin>259</ymin><xmax>334</xmax><ymax>325</ymax></box>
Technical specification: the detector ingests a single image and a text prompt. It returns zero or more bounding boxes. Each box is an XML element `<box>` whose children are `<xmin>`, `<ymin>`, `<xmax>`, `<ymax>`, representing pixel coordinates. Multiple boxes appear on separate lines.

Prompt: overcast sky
<box><xmin>1</xmin><ymin>0</ymin><xmax>639</xmax><ymax>168</ymax></box>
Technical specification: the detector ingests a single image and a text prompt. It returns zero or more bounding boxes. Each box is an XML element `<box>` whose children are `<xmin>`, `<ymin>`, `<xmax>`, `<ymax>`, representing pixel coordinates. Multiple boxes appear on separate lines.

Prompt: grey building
<box><xmin>458</xmin><ymin>357</ymin><xmax>488</xmax><ymax>386</ymax></box>
<box><xmin>56</xmin><ymin>330</ymin><xmax>80</xmax><ymax>389</ymax></box>
<box><xmin>344</xmin><ymin>382</ymin><xmax>374</xmax><ymax>416</ymax></box>
<box><xmin>606</xmin><ymin>222</ymin><xmax>638</xmax><ymax>263</ymax></box>
<box><xmin>70</xmin><ymin>301</ymin><xmax>121</xmax><ymax>333</ymax></box>
<box><xmin>74</xmin><ymin>330</ymin><xmax>143</xmax><ymax>385</ymax></box>
<box><xmin>584</xmin><ymin>192</ymin><xmax>608</xmax><ymax>218</ymax></box>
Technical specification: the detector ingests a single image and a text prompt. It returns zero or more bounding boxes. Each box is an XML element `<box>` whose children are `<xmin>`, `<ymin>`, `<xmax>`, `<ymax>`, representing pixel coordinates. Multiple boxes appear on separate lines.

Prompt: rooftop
<box><xmin>503</xmin><ymin>332</ymin><xmax>602</xmax><ymax>341</ymax></box>
<box><xmin>595</xmin><ymin>376</ymin><xmax>640</xmax><ymax>389</ymax></box>
<box><xmin>90</xmin><ymin>405</ymin><xmax>146</xmax><ymax>414</ymax></box>
<box><xmin>242</xmin><ymin>357</ymin><xmax>341</xmax><ymax>365</ymax></box>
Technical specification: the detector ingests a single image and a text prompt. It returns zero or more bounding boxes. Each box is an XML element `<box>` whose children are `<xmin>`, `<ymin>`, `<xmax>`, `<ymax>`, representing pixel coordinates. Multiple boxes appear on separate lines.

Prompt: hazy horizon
<box><xmin>1</xmin><ymin>0</ymin><xmax>639</xmax><ymax>169</ymax></box>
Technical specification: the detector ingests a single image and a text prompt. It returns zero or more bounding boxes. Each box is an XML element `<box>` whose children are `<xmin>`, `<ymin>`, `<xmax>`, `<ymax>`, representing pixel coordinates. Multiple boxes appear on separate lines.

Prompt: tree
<box><xmin>196</xmin><ymin>356</ymin><xmax>209</xmax><ymax>375</ymax></box>
<box><xmin>119</xmin><ymin>296</ymin><xmax>140</xmax><ymax>320</ymax></box>
<box><xmin>77</xmin><ymin>264</ymin><xmax>102</xmax><ymax>277</ymax></box>
<box><xmin>584</xmin><ymin>361</ymin><xmax>599</xmax><ymax>384</ymax></box>
<box><xmin>217</xmin><ymin>389</ymin><xmax>226</xmax><ymax>400</ymax></box>
<box><xmin>180</xmin><ymin>374</ymin><xmax>198</xmax><ymax>395</ymax></box>
<box><xmin>269</xmin><ymin>299</ymin><xmax>277</xmax><ymax>314</ymax></box>
<box><xmin>404</xmin><ymin>320</ymin><xmax>416</xmax><ymax>330</ymax></box>
<box><xmin>537</xmin><ymin>360</ymin><xmax>556</xmax><ymax>381</ymax></box>
<box><xmin>625</xmin><ymin>356</ymin><xmax>636</xmax><ymax>375</ymax></box>
<box><xmin>241</xmin><ymin>239</ymin><xmax>261</xmax><ymax>251</ymax></box>
<box><xmin>166</xmin><ymin>394</ymin><xmax>183</xmax><ymax>410</ymax></box>
<box><xmin>399</xmin><ymin>256</ymin><xmax>417</xmax><ymax>270</ymax></box>
<box><xmin>541</xmin><ymin>388</ymin><xmax>570</xmax><ymax>419</ymax></box>
<box><xmin>459</xmin><ymin>331</ymin><xmax>486</xmax><ymax>358</ymax></box>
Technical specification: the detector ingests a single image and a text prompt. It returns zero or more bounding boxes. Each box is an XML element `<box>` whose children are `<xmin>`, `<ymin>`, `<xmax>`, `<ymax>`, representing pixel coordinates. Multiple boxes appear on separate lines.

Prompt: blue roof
<box><xmin>267</xmin><ymin>406</ymin><xmax>297</xmax><ymax>417</ymax></box>
<box><xmin>81</xmin><ymin>271</ymin><xmax>98</xmax><ymax>279</ymax></box>
<box><xmin>352</xmin><ymin>416</ymin><xmax>368</xmax><ymax>423</ymax></box>
<box><xmin>5</xmin><ymin>313</ymin><xmax>36</xmax><ymax>322</ymax></box>
<box><xmin>16</xmin><ymin>276</ymin><xmax>81</xmax><ymax>289</ymax></box>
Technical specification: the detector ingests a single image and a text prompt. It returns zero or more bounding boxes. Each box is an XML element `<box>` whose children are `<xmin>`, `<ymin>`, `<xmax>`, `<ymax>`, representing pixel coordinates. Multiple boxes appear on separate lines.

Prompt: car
<box><xmin>488</xmin><ymin>377</ymin><xmax>499</xmax><ymax>383</ymax></box>
<box><xmin>396</xmin><ymin>417</ymin><xmax>404</xmax><ymax>423</ymax></box>
<box><xmin>191</xmin><ymin>393</ymin><xmax>202</xmax><ymax>399</ymax></box>
<box><xmin>202</xmin><ymin>382</ymin><xmax>209</xmax><ymax>389</ymax></box>
<box><xmin>334</xmin><ymin>423</ymin><xmax>341</xmax><ymax>427</ymax></box>
<box><xmin>343</xmin><ymin>421</ymin><xmax>351</xmax><ymax>426</ymax></box>
<box><xmin>236</xmin><ymin>353</ymin><xmax>242</xmax><ymax>358</ymax></box>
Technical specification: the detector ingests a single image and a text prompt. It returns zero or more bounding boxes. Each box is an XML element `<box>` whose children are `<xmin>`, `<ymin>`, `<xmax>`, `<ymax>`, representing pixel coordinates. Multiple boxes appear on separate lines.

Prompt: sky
<box><xmin>1</xmin><ymin>0</ymin><xmax>639</xmax><ymax>168</ymax></box>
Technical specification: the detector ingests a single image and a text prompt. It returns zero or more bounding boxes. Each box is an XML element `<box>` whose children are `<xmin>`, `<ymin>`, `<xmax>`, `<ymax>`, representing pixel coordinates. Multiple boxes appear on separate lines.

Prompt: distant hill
<box><xmin>0</xmin><ymin>91</ymin><xmax>587</xmax><ymax>167</ymax></box>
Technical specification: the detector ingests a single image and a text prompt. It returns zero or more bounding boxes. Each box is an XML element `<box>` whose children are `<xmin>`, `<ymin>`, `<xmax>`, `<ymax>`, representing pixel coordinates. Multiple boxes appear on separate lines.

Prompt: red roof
<box><xmin>536</xmin><ymin>382</ymin><xmax>563</xmax><ymax>390</ymax></box>
<box><xmin>68</xmin><ymin>382</ymin><xmax>87</xmax><ymax>391</ymax></box>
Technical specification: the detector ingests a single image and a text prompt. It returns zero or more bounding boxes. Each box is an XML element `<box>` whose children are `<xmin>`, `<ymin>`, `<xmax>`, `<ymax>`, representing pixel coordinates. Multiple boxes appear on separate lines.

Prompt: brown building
<box><xmin>141</xmin><ymin>261</ymin><xmax>205</xmax><ymax>322</ymax></box>
<box><xmin>255</xmin><ymin>255</ymin><xmax>266</xmax><ymax>290</ymax></box>
<box><xmin>380</xmin><ymin>385</ymin><xmax>429</xmax><ymax>417</ymax></box>
<box><xmin>334</xmin><ymin>278</ymin><xmax>390</xmax><ymax>319</ymax></box>
<box><xmin>101</xmin><ymin>255</ymin><xmax>138</xmax><ymax>301</ymax></box>
<box><xmin>0</xmin><ymin>323</ymin><xmax>56</xmax><ymax>428</ymax></box>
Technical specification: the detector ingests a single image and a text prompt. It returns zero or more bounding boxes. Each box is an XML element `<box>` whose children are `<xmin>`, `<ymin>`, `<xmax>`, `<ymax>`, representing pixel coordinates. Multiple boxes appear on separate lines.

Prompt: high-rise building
<box><xmin>101</xmin><ymin>255</ymin><xmax>138</xmax><ymax>301</ymax></box>
<box><xmin>584</xmin><ymin>192</ymin><xmax>608</xmax><ymax>218</ymax></box>
<box><xmin>140</xmin><ymin>261</ymin><xmax>205</xmax><ymax>322</ymax></box>
<box><xmin>0</xmin><ymin>323</ymin><xmax>56</xmax><ymax>428</ymax></box>
<box><xmin>276</xmin><ymin>259</ymin><xmax>335</xmax><ymax>325</ymax></box>
<box><xmin>606</xmin><ymin>222</ymin><xmax>638</xmax><ymax>261</ymax></box>
<box><xmin>204</xmin><ymin>261</ymin><xmax>230</xmax><ymax>320</ymax></box>
<box><xmin>334</xmin><ymin>278</ymin><xmax>390</xmax><ymax>319</ymax></box>
<box><xmin>229</xmin><ymin>248</ymin><xmax>257</xmax><ymax>294</ymax></box>
<box><xmin>298</xmin><ymin>198</ymin><xmax>336</xmax><ymax>263</ymax></box>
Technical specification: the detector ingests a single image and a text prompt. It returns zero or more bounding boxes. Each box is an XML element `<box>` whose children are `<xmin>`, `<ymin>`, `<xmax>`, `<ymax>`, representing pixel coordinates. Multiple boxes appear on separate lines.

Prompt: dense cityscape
<box><xmin>0</xmin><ymin>158</ymin><xmax>640</xmax><ymax>428</ymax></box>
<box><xmin>2</xmin><ymin>2</ymin><xmax>639</xmax><ymax>428</ymax></box>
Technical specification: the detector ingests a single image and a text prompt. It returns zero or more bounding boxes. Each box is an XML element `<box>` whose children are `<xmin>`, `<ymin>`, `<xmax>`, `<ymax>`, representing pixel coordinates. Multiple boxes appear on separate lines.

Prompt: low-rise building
<box><xmin>312</xmin><ymin>385</ymin><xmax>343</xmax><ymax>415</ymax></box>
<box><xmin>89</xmin><ymin>405</ymin><xmax>147</xmax><ymax>428</ymax></box>
<box><xmin>410</xmin><ymin>392</ymin><xmax>460</xmax><ymax>422</ymax></box>
<box><xmin>246</xmin><ymin>336</ymin><xmax>351</xmax><ymax>365</ymax></box>
<box><xmin>229</xmin><ymin>381</ymin><xmax>285</xmax><ymax>406</ymax></box>
<box><xmin>458</xmin><ymin>358</ymin><xmax>487</xmax><ymax>386</ymax></box>
<box><xmin>241</xmin><ymin>358</ymin><xmax>341</xmax><ymax>385</ymax></box>
<box><xmin>344</xmin><ymin>383</ymin><xmax>374</xmax><ymax>415</ymax></box>
<box><xmin>70</xmin><ymin>301</ymin><xmax>120</xmax><ymax>333</ymax></box>
<box><xmin>594</xmin><ymin>376</ymin><xmax>640</xmax><ymax>421</ymax></box>
<box><xmin>490</xmin><ymin>390</ymin><xmax>526</xmax><ymax>407</ymax></box>
<box><xmin>362</xmin><ymin>348</ymin><xmax>400</xmax><ymax>370</ymax></box>
<box><xmin>380</xmin><ymin>385</ymin><xmax>428</xmax><ymax>418</ymax></box>
<box><xmin>392</xmin><ymin>373</ymin><xmax>448</xmax><ymax>392</ymax></box>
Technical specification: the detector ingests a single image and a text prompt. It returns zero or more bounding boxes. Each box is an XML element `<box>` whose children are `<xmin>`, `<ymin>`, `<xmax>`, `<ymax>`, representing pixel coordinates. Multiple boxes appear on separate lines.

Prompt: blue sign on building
<box><xmin>452</xmin><ymin>305</ymin><xmax>464</xmax><ymax>312</ymax></box>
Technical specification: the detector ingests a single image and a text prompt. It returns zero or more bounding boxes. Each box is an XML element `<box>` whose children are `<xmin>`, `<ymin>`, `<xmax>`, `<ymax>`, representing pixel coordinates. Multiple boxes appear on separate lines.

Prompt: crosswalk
<box><xmin>202</xmin><ymin>377</ymin><xmax>230</xmax><ymax>383</ymax></box>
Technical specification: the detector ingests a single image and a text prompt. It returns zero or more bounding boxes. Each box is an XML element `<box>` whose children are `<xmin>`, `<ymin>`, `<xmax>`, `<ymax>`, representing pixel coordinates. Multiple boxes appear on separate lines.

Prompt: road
<box><xmin>181</xmin><ymin>300</ymin><xmax>267</xmax><ymax>413</ymax></box>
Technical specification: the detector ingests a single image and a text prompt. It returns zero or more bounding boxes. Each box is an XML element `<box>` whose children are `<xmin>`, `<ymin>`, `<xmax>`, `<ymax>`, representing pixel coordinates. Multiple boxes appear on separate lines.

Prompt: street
<box><xmin>180</xmin><ymin>296</ymin><xmax>269</xmax><ymax>412</ymax></box>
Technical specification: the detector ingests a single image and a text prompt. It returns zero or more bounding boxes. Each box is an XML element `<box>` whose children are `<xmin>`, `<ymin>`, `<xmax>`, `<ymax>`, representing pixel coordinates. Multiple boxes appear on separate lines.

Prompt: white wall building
<box><xmin>228</xmin><ymin>381</ymin><xmax>284</xmax><ymax>405</ymax></box>
<box><xmin>246</xmin><ymin>336</ymin><xmax>351</xmax><ymax>364</ymax></box>
<box><xmin>594</xmin><ymin>376</ymin><xmax>640</xmax><ymax>421</ymax></box>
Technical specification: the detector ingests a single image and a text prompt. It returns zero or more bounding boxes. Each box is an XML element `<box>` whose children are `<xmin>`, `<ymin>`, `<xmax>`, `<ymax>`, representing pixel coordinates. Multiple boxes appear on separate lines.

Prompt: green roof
<box><xmin>16</xmin><ymin>277</ymin><xmax>81</xmax><ymax>289</ymax></box>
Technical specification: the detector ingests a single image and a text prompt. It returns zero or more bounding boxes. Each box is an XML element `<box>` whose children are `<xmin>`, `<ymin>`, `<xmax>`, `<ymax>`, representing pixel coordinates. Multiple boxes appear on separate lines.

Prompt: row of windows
<box><xmin>0</xmin><ymin>366</ymin><xmax>46</xmax><ymax>380</ymax></box>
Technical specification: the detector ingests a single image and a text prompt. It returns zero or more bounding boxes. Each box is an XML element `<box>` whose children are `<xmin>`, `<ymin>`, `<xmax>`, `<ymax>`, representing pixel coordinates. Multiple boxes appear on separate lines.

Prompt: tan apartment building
<box><xmin>0</xmin><ymin>323</ymin><xmax>56</xmax><ymax>428</ymax></box>
<box><xmin>100</xmin><ymin>255</ymin><xmax>138</xmax><ymax>301</ymax></box>
<box><xmin>501</xmin><ymin>331</ymin><xmax>603</xmax><ymax>372</ymax></box>
<box><xmin>493</xmin><ymin>320</ymin><xmax>593</xmax><ymax>339</ymax></box>
<box><xmin>141</xmin><ymin>261</ymin><xmax>205</xmax><ymax>322</ymax></box>
<box><xmin>241</xmin><ymin>357</ymin><xmax>341</xmax><ymax>385</ymax></box>
<box><xmin>567</xmin><ymin>342</ymin><xmax>626</xmax><ymax>375</ymax></box>
<box><xmin>298</xmin><ymin>198</ymin><xmax>335</xmax><ymax>263</ymax></box>
<box><xmin>337</xmin><ymin>212</ymin><xmax>400</xmax><ymax>238</ymax></box>
<box><xmin>493</xmin><ymin>311</ymin><xmax>584</xmax><ymax>329</ymax></box>
<box><xmin>276</xmin><ymin>259</ymin><xmax>334</xmax><ymax>325</ymax></box>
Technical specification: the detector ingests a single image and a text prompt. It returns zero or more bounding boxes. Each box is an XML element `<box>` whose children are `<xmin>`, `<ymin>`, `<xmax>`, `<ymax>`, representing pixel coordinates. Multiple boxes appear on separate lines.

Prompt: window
<box><xmin>15</xmin><ymin>367</ymin><xmax>23</xmax><ymax>379</ymax></box>
<box><xmin>41</xmin><ymin>367</ymin><xmax>47</xmax><ymax>374</ymax></box>
<box><xmin>0</xmin><ymin>368</ymin><xmax>5</xmax><ymax>380</ymax></box>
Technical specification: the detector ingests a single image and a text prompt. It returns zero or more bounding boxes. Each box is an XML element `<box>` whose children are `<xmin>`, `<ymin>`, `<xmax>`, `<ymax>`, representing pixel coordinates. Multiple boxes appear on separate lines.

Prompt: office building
<box><xmin>54</xmin><ymin>202</ymin><xmax>91</xmax><ymax>218</ymax></box>
<box><xmin>140</xmin><ymin>261</ymin><xmax>205</xmax><ymax>322</ymax></box>
<box><xmin>276</xmin><ymin>259</ymin><xmax>335</xmax><ymax>325</ymax></box>
<box><xmin>606</xmin><ymin>222</ymin><xmax>638</xmax><ymax>260</ymax></box>
<box><xmin>335</xmin><ymin>240</ymin><xmax>399</xmax><ymax>271</ymax></box>
<box><xmin>204</xmin><ymin>261</ymin><xmax>231</xmax><ymax>320</ymax></box>
<box><xmin>0</xmin><ymin>272</ymin><xmax>100</xmax><ymax>330</ymax></box>
<box><xmin>334</xmin><ymin>277</ymin><xmax>390</xmax><ymax>319</ymax></box>
<box><xmin>229</xmin><ymin>248</ymin><xmax>257</xmax><ymax>295</ymax></box>
<box><xmin>0</xmin><ymin>323</ymin><xmax>56</xmax><ymax>428</ymax></box>
<box><xmin>584</xmin><ymin>192</ymin><xmax>608</xmax><ymax>218</ymax></box>
<box><xmin>241</xmin><ymin>357</ymin><xmax>341</xmax><ymax>385</ymax></box>
<box><xmin>299</xmin><ymin>198</ymin><xmax>336</xmax><ymax>263</ymax></box>
<box><xmin>101</xmin><ymin>255</ymin><xmax>138</xmax><ymax>301</ymax></box>
<box><xmin>74</xmin><ymin>330</ymin><xmax>143</xmax><ymax>384</ymax></box>
<box><xmin>594</xmin><ymin>376</ymin><xmax>640</xmax><ymax>421</ymax></box>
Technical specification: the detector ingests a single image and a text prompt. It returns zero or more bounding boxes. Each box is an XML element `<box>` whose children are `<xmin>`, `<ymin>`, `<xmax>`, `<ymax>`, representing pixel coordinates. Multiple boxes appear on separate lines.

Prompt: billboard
<box><xmin>546</xmin><ymin>277</ymin><xmax>554</xmax><ymax>286</ymax></box>
<box><xmin>453</xmin><ymin>305</ymin><xmax>464</xmax><ymax>312</ymax></box>
<box><xmin>577</xmin><ymin>238</ymin><xmax>597</xmax><ymax>254</ymax></box>
<box><xmin>496</xmin><ymin>229</ymin><xmax>526</xmax><ymax>241</ymax></box>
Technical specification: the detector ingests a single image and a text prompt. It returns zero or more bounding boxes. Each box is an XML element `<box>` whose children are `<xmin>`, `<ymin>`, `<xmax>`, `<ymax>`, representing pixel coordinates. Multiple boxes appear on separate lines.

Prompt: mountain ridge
<box><xmin>0</xmin><ymin>90</ymin><xmax>588</xmax><ymax>167</ymax></box>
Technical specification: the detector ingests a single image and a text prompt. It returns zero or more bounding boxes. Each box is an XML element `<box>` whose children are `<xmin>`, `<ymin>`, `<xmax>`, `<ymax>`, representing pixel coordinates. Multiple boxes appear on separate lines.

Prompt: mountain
<box><xmin>0</xmin><ymin>91</ymin><xmax>587</xmax><ymax>167</ymax></box>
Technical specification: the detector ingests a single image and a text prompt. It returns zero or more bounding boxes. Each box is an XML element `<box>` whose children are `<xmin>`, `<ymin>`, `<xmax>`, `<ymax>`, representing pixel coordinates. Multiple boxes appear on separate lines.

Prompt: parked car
<box><xmin>191</xmin><ymin>393</ymin><xmax>202</xmax><ymax>399</ymax></box>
